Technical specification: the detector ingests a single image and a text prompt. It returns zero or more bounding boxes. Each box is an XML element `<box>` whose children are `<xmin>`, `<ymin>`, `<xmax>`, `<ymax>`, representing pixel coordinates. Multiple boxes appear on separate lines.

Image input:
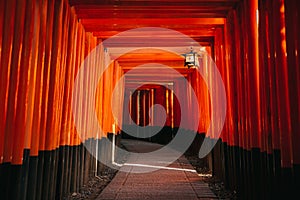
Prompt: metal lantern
<box><xmin>183</xmin><ymin>48</ymin><xmax>199</xmax><ymax>68</ymax></box>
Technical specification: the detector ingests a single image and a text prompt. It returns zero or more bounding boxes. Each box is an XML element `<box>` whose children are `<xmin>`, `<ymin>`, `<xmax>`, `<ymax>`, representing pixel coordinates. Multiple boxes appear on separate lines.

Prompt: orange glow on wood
<box><xmin>13</xmin><ymin>0</ymin><xmax>35</xmax><ymax>164</ymax></box>
<box><xmin>30</xmin><ymin>0</ymin><xmax>49</xmax><ymax>156</ymax></box>
<box><xmin>45</xmin><ymin>0</ymin><xmax>64</xmax><ymax>151</ymax></box>
<box><xmin>0</xmin><ymin>0</ymin><xmax>17</xmax><ymax>163</ymax></box>
<box><xmin>39</xmin><ymin>0</ymin><xmax>55</xmax><ymax>152</ymax></box>
<box><xmin>3</xmin><ymin>0</ymin><xmax>26</xmax><ymax>164</ymax></box>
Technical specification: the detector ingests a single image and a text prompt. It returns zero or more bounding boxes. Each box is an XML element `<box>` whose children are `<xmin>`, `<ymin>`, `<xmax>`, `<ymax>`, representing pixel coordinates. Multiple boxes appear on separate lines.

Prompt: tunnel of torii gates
<box><xmin>0</xmin><ymin>0</ymin><xmax>299</xmax><ymax>199</ymax></box>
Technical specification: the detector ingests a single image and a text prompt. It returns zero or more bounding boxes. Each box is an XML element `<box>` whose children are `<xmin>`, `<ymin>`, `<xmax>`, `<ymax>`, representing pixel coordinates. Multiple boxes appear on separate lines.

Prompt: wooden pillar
<box><xmin>284</xmin><ymin>0</ymin><xmax>300</xmax><ymax>189</ymax></box>
<box><xmin>25</xmin><ymin>1</ymin><xmax>42</xmax><ymax>199</ymax></box>
<box><xmin>1</xmin><ymin>1</ymin><xmax>27</xmax><ymax>198</ymax></box>
<box><xmin>272</xmin><ymin>0</ymin><xmax>293</xmax><ymax>197</ymax></box>
<box><xmin>28</xmin><ymin>1</ymin><xmax>51</xmax><ymax>199</ymax></box>
<box><xmin>38</xmin><ymin>0</ymin><xmax>54</xmax><ymax>174</ymax></box>
<box><xmin>56</xmin><ymin>3</ymin><xmax>75</xmax><ymax>198</ymax></box>
<box><xmin>14</xmin><ymin>1</ymin><xmax>36</xmax><ymax>199</ymax></box>
<box><xmin>70</xmin><ymin>20</ymin><xmax>84</xmax><ymax>194</ymax></box>
<box><xmin>3</xmin><ymin>0</ymin><xmax>26</xmax><ymax>164</ymax></box>
<box><xmin>41</xmin><ymin>0</ymin><xmax>64</xmax><ymax>199</ymax></box>
<box><xmin>0</xmin><ymin>0</ymin><xmax>17</xmax><ymax>168</ymax></box>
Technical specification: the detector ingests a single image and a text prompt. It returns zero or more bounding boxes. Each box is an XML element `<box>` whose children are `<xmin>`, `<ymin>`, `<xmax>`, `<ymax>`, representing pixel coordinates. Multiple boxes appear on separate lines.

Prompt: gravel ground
<box><xmin>64</xmin><ymin>146</ymin><xmax>128</xmax><ymax>200</ymax></box>
<box><xmin>185</xmin><ymin>152</ymin><xmax>238</xmax><ymax>200</ymax></box>
<box><xmin>65</xmin><ymin>144</ymin><xmax>237</xmax><ymax>200</ymax></box>
<box><xmin>64</xmin><ymin>166</ymin><xmax>118</xmax><ymax>200</ymax></box>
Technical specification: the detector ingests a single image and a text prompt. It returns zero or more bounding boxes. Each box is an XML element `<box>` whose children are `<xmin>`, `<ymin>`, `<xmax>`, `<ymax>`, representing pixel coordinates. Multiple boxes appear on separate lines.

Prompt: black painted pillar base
<box><xmin>27</xmin><ymin>156</ymin><xmax>38</xmax><ymax>200</ymax></box>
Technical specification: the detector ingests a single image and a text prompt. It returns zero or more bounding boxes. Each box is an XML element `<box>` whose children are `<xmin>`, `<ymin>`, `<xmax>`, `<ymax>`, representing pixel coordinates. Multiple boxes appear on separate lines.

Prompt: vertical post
<box><xmin>284</xmin><ymin>0</ymin><xmax>300</xmax><ymax>193</ymax></box>
<box><xmin>112</xmin><ymin>123</ymin><xmax>115</xmax><ymax>164</ymax></box>
<box><xmin>0</xmin><ymin>0</ymin><xmax>17</xmax><ymax>169</ymax></box>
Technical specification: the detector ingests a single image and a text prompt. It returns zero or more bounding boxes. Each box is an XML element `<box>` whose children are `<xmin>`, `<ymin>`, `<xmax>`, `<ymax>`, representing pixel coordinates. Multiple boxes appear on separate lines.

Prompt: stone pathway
<box><xmin>96</xmin><ymin>139</ymin><xmax>217</xmax><ymax>200</ymax></box>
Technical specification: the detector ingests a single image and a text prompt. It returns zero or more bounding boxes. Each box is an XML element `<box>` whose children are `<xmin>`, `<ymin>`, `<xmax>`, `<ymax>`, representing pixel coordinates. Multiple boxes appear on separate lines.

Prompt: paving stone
<box><xmin>96</xmin><ymin>140</ymin><xmax>217</xmax><ymax>200</ymax></box>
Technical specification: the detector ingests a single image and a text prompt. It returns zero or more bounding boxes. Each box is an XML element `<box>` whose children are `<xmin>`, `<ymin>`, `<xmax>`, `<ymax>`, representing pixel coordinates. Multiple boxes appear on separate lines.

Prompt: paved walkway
<box><xmin>97</xmin><ymin>139</ymin><xmax>217</xmax><ymax>200</ymax></box>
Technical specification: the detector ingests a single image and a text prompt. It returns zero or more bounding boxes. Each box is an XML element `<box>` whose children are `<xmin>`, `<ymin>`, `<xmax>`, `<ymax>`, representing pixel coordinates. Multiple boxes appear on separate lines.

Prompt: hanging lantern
<box><xmin>183</xmin><ymin>47</ymin><xmax>199</xmax><ymax>68</ymax></box>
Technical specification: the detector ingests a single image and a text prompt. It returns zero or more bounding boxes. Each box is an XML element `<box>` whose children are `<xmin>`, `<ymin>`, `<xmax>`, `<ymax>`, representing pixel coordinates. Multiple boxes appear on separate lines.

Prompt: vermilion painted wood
<box><xmin>189</xmin><ymin>73</ymin><xmax>201</xmax><ymax>133</ymax></box>
<box><xmin>89</xmin><ymin>35</ymin><xmax>97</xmax><ymax>139</ymax></box>
<box><xmin>285</xmin><ymin>0</ymin><xmax>300</xmax><ymax>165</ymax></box>
<box><xmin>89</xmin><ymin>35</ymin><xmax>96</xmax><ymax>138</ymax></box>
<box><xmin>30</xmin><ymin>0</ymin><xmax>48</xmax><ymax>156</ymax></box>
<box><xmin>81</xmin><ymin>18</ymin><xmax>224</xmax><ymax>26</ymax></box>
<box><xmin>79</xmin><ymin>31</ymin><xmax>88</xmax><ymax>142</ymax></box>
<box><xmin>45</xmin><ymin>0</ymin><xmax>64</xmax><ymax>151</ymax></box>
<box><xmin>95</xmin><ymin>40</ymin><xmax>104</xmax><ymax>139</ymax></box>
<box><xmin>0</xmin><ymin>0</ymin><xmax>16</xmax><ymax>164</ymax></box>
<box><xmin>186</xmin><ymin>75</ymin><xmax>193</xmax><ymax>131</ymax></box>
<box><xmin>120</xmin><ymin>64</ymin><xmax>126</xmax><ymax>131</ymax></box>
<box><xmin>196</xmin><ymin>69</ymin><xmax>210</xmax><ymax>133</ymax></box>
<box><xmin>226</xmin><ymin>13</ymin><xmax>237</xmax><ymax>146</ymax></box>
<box><xmin>189</xmin><ymin>73</ymin><xmax>197</xmax><ymax>132</ymax></box>
<box><xmin>216</xmin><ymin>27</ymin><xmax>228</xmax><ymax>141</ymax></box>
<box><xmin>39</xmin><ymin>0</ymin><xmax>55</xmax><ymax>152</ymax></box>
<box><xmin>60</xmin><ymin>5</ymin><xmax>75</xmax><ymax>146</ymax></box>
<box><xmin>65</xmin><ymin>2</ymin><xmax>239</xmax><ymax>141</ymax></box>
<box><xmin>108</xmin><ymin>63</ymin><xmax>116</xmax><ymax>133</ymax></box>
<box><xmin>154</xmin><ymin>86</ymin><xmax>168</xmax><ymax>126</ymax></box>
<box><xmin>62</xmin><ymin>8</ymin><xmax>78</xmax><ymax>146</ymax></box>
<box><xmin>70</xmin><ymin>22</ymin><xmax>83</xmax><ymax>146</ymax></box>
<box><xmin>258</xmin><ymin>0</ymin><xmax>270</xmax><ymax>153</ymax></box>
<box><xmin>232</xmin><ymin>7</ymin><xmax>244</xmax><ymax>150</ymax></box>
<box><xmin>94</xmin><ymin>41</ymin><xmax>101</xmax><ymax>134</ymax></box>
<box><xmin>132</xmin><ymin>90</ymin><xmax>138</xmax><ymax>125</ymax></box>
<box><xmin>84</xmin><ymin>25</ymin><xmax>223</xmax><ymax>34</ymax></box>
<box><xmin>146</xmin><ymin>90</ymin><xmax>151</xmax><ymax>127</ymax></box>
<box><xmin>93</xmin><ymin>30</ymin><xmax>216</xmax><ymax>39</ymax></box>
<box><xmin>87</xmin><ymin>33</ymin><xmax>94</xmax><ymax>139</ymax></box>
<box><xmin>223</xmin><ymin>16</ymin><xmax>230</xmax><ymax>144</ymax></box>
<box><xmin>3</xmin><ymin>0</ymin><xmax>26</xmax><ymax>163</ymax></box>
<box><xmin>91</xmin><ymin>35</ymin><xmax>98</xmax><ymax>138</ymax></box>
<box><xmin>55</xmin><ymin>1</ymin><xmax>70</xmax><ymax>148</ymax></box>
<box><xmin>263</xmin><ymin>0</ymin><xmax>281</xmax><ymax>152</ymax></box>
<box><xmin>230</xmin><ymin>10</ymin><xmax>240</xmax><ymax>146</ymax></box>
<box><xmin>175</xmin><ymin>79</ymin><xmax>188</xmax><ymax>130</ymax></box>
<box><xmin>25</xmin><ymin>0</ymin><xmax>41</xmax><ymax>150</ymax></box>
<box><xmin>225</xmin><ymin>10</ymin><xmax>239</xmax><ymax>146</ymax></box>
<box><xmin>122</xmin><ymin>89</ymin><xmax>129</xmax><ymax>125</ymax></box>
<box><xmin>101</xmin><ymin>64</ymin><xmax>111</xmax><ymax>135</ymax></box>
<box><xmin>81</xmin><ymin>32</ymin><xmax>90</xmax><ymax>141</ymax></box>
<box><xmin>74</xmin><ymin>5</ymin><xmax>229</xmax><ymax>19</ymax></box>
<box><xmin>239</xmin><ymin>1</ymin><xmax>250</xmax><ymax>150</ymax></box>
<box><xmin>59</xmin><ymin>0</ymin><xmax>68</xmax><ymax>145</ymax></box>
<box><xmin>109</xmin><ymin>61</ymin><xmax>116</xmax><ymax>133</ymax></box>
<box><xmin>273</xmin><ymin>0</ymin><xmax>292</xmax><ymax>168</ymax></box>
<box><xmin>70</xmin><ymin>0</ymin><xmax>239</xmax><ymax>8</ymax></box>
<box><xmin>183</xmin><ymin>77</ymin><xmax>191</xmax><ymax>131</ymax></box>
<box><xmin>0</xmin><ymin>0</ymin><xmax>4</xmax><ymax>71</ymax></box>
<box><xmin>75</xmin><ymin>25</ymin><xmax>85</xmax><ymax>143</ymax></box>
<box><xmin>114</xmin><ymin>62</ymin><xmax>125</xmax><ymax>132</ymax></box>
<box><xmin>245</xmin><ymin>0</ymin><xmax>260</xmax><ymax>149</ymax></box>
<box><xmin>12</xmin><ymin>0</ymin><xmax>35</xmax><ymax>165</ymax></box>
<box><xmin>99</xmin><ymin>40</ymin><xmax>105</xmax><ymax>136</ymax></box>
<box><xmin>56</xmin><ymin>0</ymin><xmax>69</xmax><ymax>149</ymax></box>
<box><xmin>167</xmin><ymin>88</ymin><xmax>172</xmax><ymax>127</ymax></box>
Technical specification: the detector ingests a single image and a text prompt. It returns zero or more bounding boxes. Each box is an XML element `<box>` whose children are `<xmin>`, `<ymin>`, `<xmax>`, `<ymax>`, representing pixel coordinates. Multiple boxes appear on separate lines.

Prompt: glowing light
<box><xmin>117</xmin><ymin>162</ymin><xmax>198</xmax><ymax>173</ymax></box>
<box><xmin>256</xmin><ymin>9</ymin><xmax>259</xmax><ymax>26</ymax></box>
<box><xmin>166</xmin><ymin>89</ymin><xmax>169</xmax><ymax>115</ymax></box>
<box><xmin>197</xmin><ymin>173</ymin><xmax>212</xmax><ymax>177</ymax></box>
<box><xmin>200</xmin><ymin>46</ymin><xmax>206</xmax><ymax>52</ymax></box>
<box><xmin>279</xmin><ymin>3</ymin><xmax>287</xmax><ymax>56</ymax></box>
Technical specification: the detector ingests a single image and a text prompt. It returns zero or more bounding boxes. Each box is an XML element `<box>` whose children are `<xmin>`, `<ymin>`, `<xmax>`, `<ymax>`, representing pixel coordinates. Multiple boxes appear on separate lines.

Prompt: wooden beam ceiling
<box><xmin>69</xmin><ymin>0</ymin><xmax>238</xmax><ymax>78</ymax></box>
